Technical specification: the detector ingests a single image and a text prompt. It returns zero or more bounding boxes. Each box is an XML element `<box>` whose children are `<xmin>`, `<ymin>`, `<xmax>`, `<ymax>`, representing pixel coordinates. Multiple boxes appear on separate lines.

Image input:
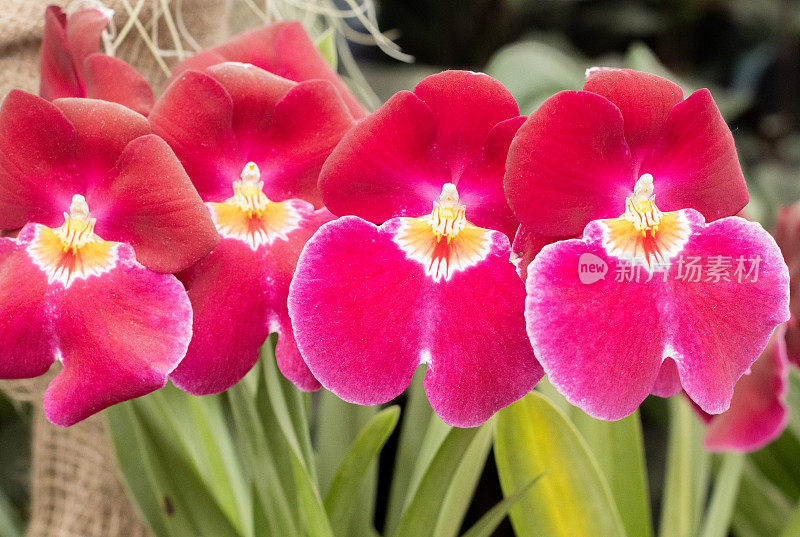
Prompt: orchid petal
<box><xmin>83</xmin><ymin>54</ymin><xmax>155</xmax><ymax>116</ymax></box>
<box><xmin>92</xmin><ymin>134</ymin><xmax>219</xmax><ymax>274</ymax></box>
<box><xmin>584</xmin><ymin>68</ymin><xmax>684</xmax><ymax>161</ymax></box>
<box><xmin>288</xmin><ymin>216</ymin><xmax>541</xmax><ymax>426</ymax></box>
<box><xmin>505</xmin><ymin>90</ymin><xmax>636</xmax><ymax>237</ymax></box>
<box><xmin>44</xmin><ymin>242</ymin><xmax>191</xmax><ymax>426</ymax></box>
<box><xmin>526</xmin><ymin>210</ymin><xmax>789</xmax><ymax>420</ymax></box>
<box><xmin>642</xmin><ymin>89</ymin><xmax>748</xmax><ymax>221</ymax></box>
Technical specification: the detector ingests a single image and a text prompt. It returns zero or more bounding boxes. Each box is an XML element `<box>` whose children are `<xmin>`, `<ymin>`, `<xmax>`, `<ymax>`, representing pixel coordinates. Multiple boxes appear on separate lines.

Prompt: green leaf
<box><xmin>315</xmin><ymin>27</ymin><xmax>338</xmax><ymax>70</ymax></box>
<box><xmin>658</xmin><ymin>397</ymin><xmax>709</xmax><ymax>537</ymax></box>
<box><xmin>733</xmin><ymin>461</ymin><xmax>793</xmax><ymax>537</ymax></box>
<box><xmin>227</xmin><ymin>381</ymin><xmax>300</xmax><ymax>537</ymax></box>
<box><xmin>385</xmin><ymin>369</ymin><xmax>433</xmax><ymax>535</ymax></box>
<box><xmin>107</xmin><ymin>402</ymin><xmax>190</xmax><ymax>537</ymax></box>
<box><xmin>780</xmin><ymin>497</ymin><xmax>800</xmax><ymax>537</ymax></box>
<box><xmin>494</xmin><ymin>392</ymin><xmax>627</xmax><ymax>537</ymax></box>
<box><xmin>261</xmin><ymin>337</ymin><xmax>317</xmax><ymax>478</ymax></box>
<box><xmin>292</xmin><ymin>455</ymin><xmax>335</xmax><ymax>537</ymax></box>
<box><xmin>316</xmin><ymin>390</ymin><xmax>380</xmax><ymax>537</ymax></box>
<box><xmin>697</xmin><ymin>452</ymin><xmax>745</xmax><ymax>537</ymax></box>
<box><xmin>459</xmin><ymin>475</ymin><xmax>544</xmax><ymax>537</ymax></box>
<box><xmin>432</xmin><ymin>423</ymin><xmax>493</xmax><ymax>537</ymax></box>
<box><xmin>131</xmin><ymin>402</ymin><xmax>244</xmax><ymax>537</ymax></box>
<box><xmin>567</xmin><ymin>407</ymin><xmax>652</xmax><ymax>537</ymax></box>
<box><xmin>392</xmin><ymin>426</ymin><xmax>484</xmax><ymax>537</ymax></box>
<box><xmin>325</xmin><ymin>406</ymin><xmax>400</xmax><ymax>535</ymax></box>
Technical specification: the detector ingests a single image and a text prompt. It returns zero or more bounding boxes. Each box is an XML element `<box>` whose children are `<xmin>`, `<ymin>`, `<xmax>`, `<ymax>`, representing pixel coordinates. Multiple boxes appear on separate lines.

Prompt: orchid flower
<box><xmin>505</xmin><ymin>68</ymin><xmax>788</xmax><ymax>420</ymax></box>
<box><xmin>149</xmin><ymin>63</ymin><xmax>355</xmax><ymax>394</ymax></box>
<box><xmin>692</xmin><ymin>325</ymin><xmax>789</xmax><ymax>452</ymax></box>
<box><xmin>172</xmin><ymin>21</ymin><xmax>367</xmax><ymax>119</ymax></box>
<box><xmin>522</xmin><ymin>181</ymin><xmax>788</xmax><ymax>420</ymax></box>
<box><xmin>40</xmin><ymin>5</ymin><xmax>154</xmax><ymax>115</ymax></box>
<box><xmin>288</xmin><ymin>71</ymin><xmax>542</xmax><ymax>427</ymax></box>
<box><xmin>0</xmin><ymin>91</ymin><xmax>218</xmax><ymax>425</ymax></box>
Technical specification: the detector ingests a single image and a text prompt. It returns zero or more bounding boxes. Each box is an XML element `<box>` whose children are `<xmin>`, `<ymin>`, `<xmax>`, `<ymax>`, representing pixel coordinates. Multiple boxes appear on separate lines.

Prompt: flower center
<box><xmin>621</xmin><ymin>174</ymin><xmax>663</xmax><ymax>236</ymax></box>
<box><xmin>600</xmin><ymin>174</ymin><xmax>690</xmax><ymax>268</ymax></box>
<box><xmin>207</xmin><ymin>162</ymin><xmax>303</xmax><ymax>251</ymax></box>
<box><xmin>55</xmin><ymin>195</ymin><xmax>98</xmax><ymax>253</ymax></box>
<box><xmin>27</xmin><ymin>195</ymin><xmax>118</xmax><ymax>287</ymax></box>
<box><xmin>427</xmin><ymin>183</ymin><xmax>467</xmax><ymax>243</ymax></box>
<box><xmin>231</xmin><ymin>162</ymin><xmax>271</xmax><ymax>218</ymax></box>
<box><xmin>394</xmin><ymin>183</ymin><xmax>492</xmax><ymax>282</ymax></box>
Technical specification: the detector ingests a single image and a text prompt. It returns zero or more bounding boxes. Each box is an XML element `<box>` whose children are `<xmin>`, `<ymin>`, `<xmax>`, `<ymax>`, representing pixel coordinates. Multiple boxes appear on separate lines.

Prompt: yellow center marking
<box><xmin>208</xmin><ymin>162</ymin><xmax>302</xmax><ymax>250</ymax></box>
<box><xmin>27</xmin><ymin>195</ymin><xmax>118</xmax><ymax>287</ymax></box>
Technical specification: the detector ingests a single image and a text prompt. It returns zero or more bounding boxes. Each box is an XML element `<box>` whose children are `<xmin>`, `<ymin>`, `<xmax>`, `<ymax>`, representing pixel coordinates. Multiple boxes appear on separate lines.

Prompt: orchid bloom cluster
<box><xmin>0</xmin><ymin>6</ymin><xmax>791</xmax><ymax>451</ymax></box>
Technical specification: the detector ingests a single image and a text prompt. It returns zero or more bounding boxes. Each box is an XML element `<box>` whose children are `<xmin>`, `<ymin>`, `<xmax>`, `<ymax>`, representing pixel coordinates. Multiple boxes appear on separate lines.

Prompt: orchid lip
<box><xmin>394</xmin><ymin>183</ymin><xmax>492</xmax><ymax>282</ymax></box>
<box><xmin>600</xmin><ymin>174</ymin><xmax>690</xmax><ymax>268</ymax></box>
<box><xmin>208</xmin><ymin>162</ymin><xmax>303</xmax><ymax>251</ymax></box>
<box><xmin>26</xmin><ymin>194</ymin><xmax>119</xmax><ymax>287</ymax></box>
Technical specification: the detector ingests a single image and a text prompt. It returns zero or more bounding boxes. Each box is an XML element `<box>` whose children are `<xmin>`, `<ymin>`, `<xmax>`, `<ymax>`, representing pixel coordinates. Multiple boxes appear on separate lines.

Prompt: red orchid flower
<box><xmin>288</xmin><ymin>71</ymin><xmax>542</xmax><ymax>427</ymax></box>
<box><xmin>688</xmin><ymin>325</ymin><xmax>789</xmax><ymax>452</ymax></box>
<box><xmin>40</xmin><ymin>5</ymin><xmax>154</xmax><ymax>115</ymax></box>
<box><xmin>0</xmin><ymin>91</ymin><xmax>218</xmax><ymax>426</ymax></box>
<box><xmin>149</xmin><ymin>62</ymin><xmax>355</xmax><ymax>394</ymax></box>
<box><xmin>172</xmin><ymin>21</ymin><xmax>367</xmax><ymax>119</ymax></box>
<box><xmin>511</xmin><ymin>69</ymin><xmax>789</xmax><ymax>420</ymax></box>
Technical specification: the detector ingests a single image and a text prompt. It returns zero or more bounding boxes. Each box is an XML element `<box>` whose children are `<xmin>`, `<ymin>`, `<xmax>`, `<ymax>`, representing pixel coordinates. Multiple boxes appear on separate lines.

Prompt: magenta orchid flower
<box><xmin>690</xmin><ymin>325</ymin><xmax>789</xmax><ymax>452</ymax></box>
<box><xmin>0</xmin><ymin>91</ymin><xmax>218</xmax><ymax>426</ymax></box>
<box><xmin>524</xmin><ymin>190</ymin><xmax>789</xmax><ymax>420</ymax></box>
<box><xmin>287</xmin><ymin>71</ymin><xmax>542</xmax><ymax>427</ymax></box>
<box><xmin>172</xmin><ymin>21</ymin><xmax>367</xmax><ymax>119</ymax></box>
<box><xmin>40</xmin><ymin>5</ymin><xmax>154</xmax><ymax>115</ymax></box>
<box><xmin>149</xmin><ymin>63</ymin><xmax>354</xmax><ymax>394</ymax></box>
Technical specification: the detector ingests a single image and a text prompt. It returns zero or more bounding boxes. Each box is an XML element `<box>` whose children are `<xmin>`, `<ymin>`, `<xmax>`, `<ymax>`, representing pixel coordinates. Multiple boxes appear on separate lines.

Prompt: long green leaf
<box><xmin>385</xmin><ymin>369</ymin><xmax>433</xmax><ymax>535</ymax></box>
<box><xmin>107</xmin><ymin>403</ymin><xmax>191</xmax><ymax>537</ymax></box>
<box><xmin>459</xmin><ymin>475</ymin><xmax>544</xmax><ymax>537</ymax></box>
<box><xmin>292</xmin><ymin>455</ymin><xmax>335</xmax><ymax>537</ymax></box>
<box><xmin>697</xmin><ymin>452</ymin><xmax>745</xmax><ymax>537</ymax></box>
<box><xmin>732</xmin><ymin>462</ymin><xmax>793</xmax><ymax>537</ymax></box>
<box><xmin>658</xmin><ymin>397</ymin><xmax>708</xmax><ymax>537</ymax></box>
<box><xmin>566</xmin><ymin>405</ymin><xmax>651</xmax><ymax>537</ymax></box>
<box><xmin>325</xmin><ymin>406</ymin><xmax>400</xmax><ymax>535</ymax></box>
<box><xmin>495</xmin><ymin>391</ymin><xmax>627</xmax><ymax>537</ymax></box>
<box><xmin>131</xmin><ymin>402</ymin><xmax>244</xmax><ymax>537</ymax></box>
<box><xmin>432</xmin><ymin>423</ymin><xmax>493</xmax><ymax>537</ymax></box>
<box><xmin>392</xmin><ymin>426</ymin><xmax>483</xmax><ymax>537</ymax></box>
<box><xmin>227</xmin><ymin>381</ymin><xmax>299</xmax><ymax>537</ymax></box>
<box><xmin>261</xmin><ymin>338</ymin><xmax>317</xmax><ymax>478</ymax></box>
<box><xmin>780</xmin><ymin>497</ymin><xmax>800</xmax><ymax>537</ymax></box>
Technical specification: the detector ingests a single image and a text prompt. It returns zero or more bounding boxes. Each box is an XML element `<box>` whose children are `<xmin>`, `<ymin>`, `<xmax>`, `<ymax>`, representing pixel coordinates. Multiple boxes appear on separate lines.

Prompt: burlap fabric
<box><xmin>0</xmin><ymin>1</ymin><xmax>230</xmax><ymax>535</ymax></box>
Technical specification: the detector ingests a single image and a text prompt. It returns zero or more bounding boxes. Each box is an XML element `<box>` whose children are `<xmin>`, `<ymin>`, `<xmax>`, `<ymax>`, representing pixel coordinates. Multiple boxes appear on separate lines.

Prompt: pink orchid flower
<box><xmin>172</xmin><ymin>21</ymin><xmax>367</xmax><ymax>119</ymax></box>
<box><xmin>524</xmin><ymin>185</ymin><xmax>788</xmax><ymax>420</ymax></box>
<box><xmin>0</xmin><ymin>91</ymin><xmax>218</xmax><ymax>426</ymax></box>
<box><xmin>506</xmin><ymin>68</ymin><xmax>788</xmax><ymax>420</ymax></box>
<box><xmin>149</xmin><ymin>63</ymin><xmax>355</xmax><ymax>394</ymax></box>
<box><xmin>288</xmin><ymin>71</ymin><xmax>542</xmax><ymax>427</ymax></box>
<box><xmin>40</xmin><ymin>5</ymin><xmax>154</xmax><ymax>115</ymax></box>
<box><xmin>691</xmin><ymin>325</ymin><xmax>789</xmax><ymax>452</ymax></box>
